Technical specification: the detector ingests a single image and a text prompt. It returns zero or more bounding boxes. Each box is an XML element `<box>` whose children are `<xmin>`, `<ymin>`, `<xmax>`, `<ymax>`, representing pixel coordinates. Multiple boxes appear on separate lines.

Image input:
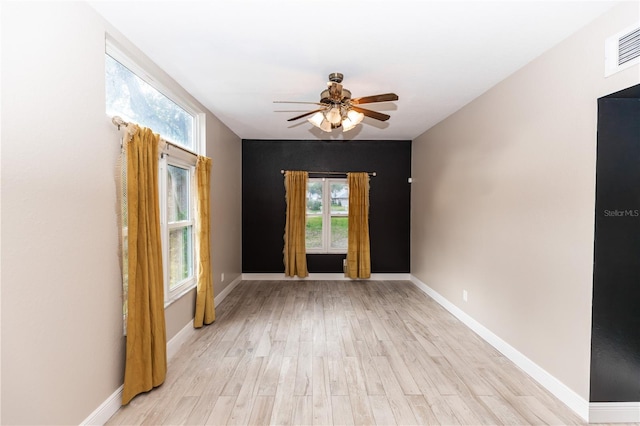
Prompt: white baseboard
<box><xmin>409</xmin><ymin>275</ymin><xmax>590</xmax><ymax>422</ymax></box>
<box><xmin>167</xmin><ymin>275</ymin><xmax>245</xmax><ymax>361</ymax></box>
<box><xmin>242</xmin><ymin>272</ymin><xmax>411</xmax><ymax>281</ymax></box>
<box><xmin>166</xmin><ymin>321</ymin><xmax>198</xmax><ymax>361</ymax></box>
<box><xmin>215</xmin><ymin>275</ymin><xmax>243</xmax><ymax>307</ymax></box>
<box><xmin>83</xmin><ymin>275</ymin><xmax>243</xmax><ymax>425</ymax></box>
<box><xmin>81</xmin><ymin>322</ymin><xmax>193</xmax><ymax>426</ymax></box>
<box><xmin>80</xmin><ymin>384</ymin><xmax>124</xmax><ymax>426</ymax></box>
<box><xmin>589</xmin><ymin>402</ymin><xmax>640</xmax><ymax>423</ymax></box>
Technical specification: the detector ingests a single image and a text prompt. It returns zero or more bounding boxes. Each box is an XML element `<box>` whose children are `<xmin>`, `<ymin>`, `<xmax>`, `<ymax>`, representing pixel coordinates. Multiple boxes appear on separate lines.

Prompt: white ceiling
<box><xmin>89</xmin><ymin>0</ymin><xmax>618</xmax><ymax>141</ymax></box>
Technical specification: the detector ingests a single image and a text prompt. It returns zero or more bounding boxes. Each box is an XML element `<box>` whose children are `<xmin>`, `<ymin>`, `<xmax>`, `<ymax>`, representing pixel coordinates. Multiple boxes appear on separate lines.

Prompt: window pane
<box><xmin>330</xmin><ymin>183</ymin><xmax>348</xmax><ymax>215</ymax></box>
<box><xmin>167</xmin><ymin>165</ymin><xmax>190</xmax><ymax>222</ymax></box>
<box><xmin>306</xmin><ymin>216</ymin><xmax>323</xmax><ymax>249</ymax></box>
<box><xmin>331</xmin><ymin>216</ymin><xmax>348</xmax><ymax>249</ymax></box>
<box><xmin>307</xmin><ymin>181</ymin><xmax>323</xmax><ymax>214</ymax></box>
<box><xmin>169</xmin><ymin>226</ymin><xmax>193</xmax><ymax>289</ymax></box>
<box><xmin>106</xmin><ymin>54</ymin><xmax>194</xmax><ymax>149</ymax></box>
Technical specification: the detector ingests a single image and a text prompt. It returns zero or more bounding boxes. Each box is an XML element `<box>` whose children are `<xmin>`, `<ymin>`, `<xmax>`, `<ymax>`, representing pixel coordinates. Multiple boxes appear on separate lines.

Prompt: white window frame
<box><xmin>106</xmin><ymin>38</ymin><xmax>205</xmax><ymax>307</ymax></box>
<box><xmin>159</xmin><ymin>152</ymin><xmax>197</xmax><ymax>304</ymax></box>
<box><xmin>306</xmin><ymin>178</ymin><xmax>348</xmax><ymax>254</ymax></box>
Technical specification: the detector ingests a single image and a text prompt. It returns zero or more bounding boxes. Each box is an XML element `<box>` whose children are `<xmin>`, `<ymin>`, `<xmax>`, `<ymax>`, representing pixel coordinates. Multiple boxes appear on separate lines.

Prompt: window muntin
<box><xmin>306</xmin><ymin>179</ymin><xmax>348</xmax><ymax>253</ymax></box>
<box><xmin>106</xmin><ymin>54</ymin><xmax>195</xmax><ymax>150</ymax></box>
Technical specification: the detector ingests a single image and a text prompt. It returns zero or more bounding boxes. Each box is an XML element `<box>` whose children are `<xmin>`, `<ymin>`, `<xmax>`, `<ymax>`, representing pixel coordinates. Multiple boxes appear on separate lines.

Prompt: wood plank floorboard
<box><xmin>106</xmin><ymin>280</ymin><xmax>595</xmax><ymax>425</ymax></box>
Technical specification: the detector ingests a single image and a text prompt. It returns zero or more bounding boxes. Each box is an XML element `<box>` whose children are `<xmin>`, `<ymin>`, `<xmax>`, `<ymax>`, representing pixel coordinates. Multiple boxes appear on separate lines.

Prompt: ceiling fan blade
<box><xmin>274</xmin><ymin>101</ymin><xmax>326</xmax><ymax>105</ymax></box>
<box><xmin>351</xmin><ymin>93</ymin><xmax>399</xmax><ymax>105</ymax></box>
<box><xmin>287</xmin><ymin>108</ymin><xmax>325</xmax><ymax>122</ymax></box>
<box><xmin>275</xmin><ymin>110</ymin><xmax>318</xmax><ymax>112</ymax></box>
<box><xmin>350</xmin><ymin>106</ymin><xmax>391</xmax><ymax>121</ymax></box>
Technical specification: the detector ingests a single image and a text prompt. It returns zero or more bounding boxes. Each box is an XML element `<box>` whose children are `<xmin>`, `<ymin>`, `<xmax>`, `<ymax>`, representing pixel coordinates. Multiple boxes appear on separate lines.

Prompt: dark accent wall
<box><xmin>590</xmin><ymin>84</ymin><xmax>640</xmax><ymax>402</ymax></box>
<box><xmin>242</xmin><ymin>139</ymin><xmax>411</xmax><ymax>273</ymax></box>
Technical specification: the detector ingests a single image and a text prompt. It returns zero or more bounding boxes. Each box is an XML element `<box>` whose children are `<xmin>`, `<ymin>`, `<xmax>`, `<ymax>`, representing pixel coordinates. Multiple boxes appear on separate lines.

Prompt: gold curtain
<box><xmin>122</xmin><ymin>126</ymin><xmax>167</xmax><ymax>405</ymax></box>
<box><xmin>283</xmin><ymin>170</ymin><xmax>309</xmax><ymax>277</ymax></box>
<box><xmin>194</xmin><ymin>156</ymin><xmax>215</xmax><ymax>328</ymax></box>
<box><xmin>346</xmin><ymin>172</ymin><xmax>371</xmax><ymax>279</ymax></box>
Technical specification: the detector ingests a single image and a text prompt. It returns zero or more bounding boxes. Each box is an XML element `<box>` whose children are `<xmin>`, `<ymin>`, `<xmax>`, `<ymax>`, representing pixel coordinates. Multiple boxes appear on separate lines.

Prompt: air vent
<box><xmin>619</xmin><ymin>27</ymin><xmax>640</xmax><ymax>65</ymax></box>
<box><xmin>605</xmin><ymin>22</ymin><xmax>640</xmax><ymax>77</ymax></box>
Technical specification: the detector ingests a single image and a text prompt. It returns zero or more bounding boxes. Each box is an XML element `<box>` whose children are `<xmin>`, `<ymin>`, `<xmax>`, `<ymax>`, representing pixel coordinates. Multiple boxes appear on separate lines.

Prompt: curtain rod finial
<box><xmin>111</xmin><ymin>116</ymin><xmax>129</xmax><ymax>130</ymax></box>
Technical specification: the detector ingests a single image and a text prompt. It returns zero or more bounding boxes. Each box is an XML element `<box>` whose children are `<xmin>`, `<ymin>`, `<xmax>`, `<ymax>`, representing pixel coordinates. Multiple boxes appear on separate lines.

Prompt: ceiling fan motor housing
<box><xmin>320</xmin><ymin>88</ymin><xmax>351</xmax><ymax>104</ymax></box>
<box><xmin>328</xmin><ymin>72</ymin><xmax>343</xmax><ymax>83</ymax></box>
<box><xmin>322</xmin><ymin>73</ymin><xmax>351</xmax><ymax>104</ymax></box>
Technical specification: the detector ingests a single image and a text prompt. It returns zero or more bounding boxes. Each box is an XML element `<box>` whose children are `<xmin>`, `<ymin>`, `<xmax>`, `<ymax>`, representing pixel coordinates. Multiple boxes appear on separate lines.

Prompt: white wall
<box><xmin>0</xmin><ymin>2</ymin><xmax>242</xmax><ymax>424</ymax></box>
<box><xmin>411</xmin><ymin>1</ymin><xmax>639</xmax><ymax>404</ymax></box>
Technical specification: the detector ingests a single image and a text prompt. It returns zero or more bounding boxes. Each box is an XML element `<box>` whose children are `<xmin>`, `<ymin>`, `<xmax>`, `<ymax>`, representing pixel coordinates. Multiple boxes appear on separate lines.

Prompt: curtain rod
<box><xmin>111</xmin><ymin>116</ymin><xmax>198</xmax><ymax>158</ymax></box>
<box><xmin>280</xmin><ymin>169</ymin><xmax>376</xmax><ymax>177</ymax></box>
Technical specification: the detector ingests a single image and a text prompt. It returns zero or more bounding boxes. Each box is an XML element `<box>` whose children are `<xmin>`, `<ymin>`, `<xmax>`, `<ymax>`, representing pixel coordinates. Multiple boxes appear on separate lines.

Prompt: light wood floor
<box><xmin>107</xmin><ymin>280</ymin><xmax>589</xmax><ymax>425</ymax></box>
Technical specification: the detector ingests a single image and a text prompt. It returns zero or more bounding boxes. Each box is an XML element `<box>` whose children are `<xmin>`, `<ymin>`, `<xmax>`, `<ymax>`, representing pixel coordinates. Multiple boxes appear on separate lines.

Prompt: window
<box><xmin>162</xmin><ymin>160</ymin><xmax>195</xmax><ymax>296</ymax></box>
<box><xmin>106</xmin><ymin>52</ymin><xmax>196</xmax><ymax>151</ymax></box>
<box><xmin>106</xmin><ymin>45</ymin><xmax>203</xmax><ymax>307</ymax></box>
<box><xmin>306</xmin><ymin>179</ymin><xmax>349</xmax><ymax>253</ymax></box>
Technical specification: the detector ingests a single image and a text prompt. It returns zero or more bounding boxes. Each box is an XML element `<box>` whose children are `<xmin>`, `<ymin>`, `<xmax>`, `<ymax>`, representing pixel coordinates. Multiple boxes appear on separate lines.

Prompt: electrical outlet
<box><xmin>463</xmin><ymin>290</ymin><xmax>468</xmax><ymax>302</ymax></box>
<box><xmin>221</xmin><ymin>273</ymin><xmax>225</xmax><ymax>282</ymax></box>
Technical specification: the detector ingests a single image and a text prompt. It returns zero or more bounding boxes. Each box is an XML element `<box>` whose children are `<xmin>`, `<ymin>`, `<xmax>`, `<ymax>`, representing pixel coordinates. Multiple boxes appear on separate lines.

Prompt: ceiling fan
<box><xmin>275</xmin><ymin>72</ymin><xmax>398</xmax><ymax>132</ymax></box>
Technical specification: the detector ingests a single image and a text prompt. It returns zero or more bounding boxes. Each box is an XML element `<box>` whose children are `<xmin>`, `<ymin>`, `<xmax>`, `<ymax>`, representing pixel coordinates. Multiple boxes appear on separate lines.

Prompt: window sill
<box><xmin>164</xmin><ymin>282</ymin><xmax>197</xmax><ymax>309</ymax></box>
<box><xmin>306</xmin><ymin>251</ymin><xmax>347</xmax><ymax>255</ymax></box>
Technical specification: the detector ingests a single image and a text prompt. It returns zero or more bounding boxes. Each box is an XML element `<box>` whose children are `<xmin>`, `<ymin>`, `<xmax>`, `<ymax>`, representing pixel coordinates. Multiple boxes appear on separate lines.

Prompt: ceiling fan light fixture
<box><xmin>342</xmin><ymin>118</ymin><xmax>357</xmax><ymax>132</ymax></box>
<box><xmin>342</xmin><ymin>109</ymin><xmax>364</xmax><ymax>132</ymax></box>
<box><xmin>308</xmin><ymin>111</ymin><xmax>324</xmax><ymax>127</ymax></box>
<box><xmin>325</xmin><ymin>106</ymin><xmax>342</xmax><ymax>125</ymax></box>
<box><xmin>308</xmin><ymin>111</ymin><xmax>332</xmax><ymax>132</ymax></box>
<box><xmin>347</xmin><ymin>109</ymin><xmax>364</xmax><ymax>125</ymax></box>
<box><xmin>319</xmin><ymin>119</ymin><xmax>332</xmax><ymax>132</ymax></box>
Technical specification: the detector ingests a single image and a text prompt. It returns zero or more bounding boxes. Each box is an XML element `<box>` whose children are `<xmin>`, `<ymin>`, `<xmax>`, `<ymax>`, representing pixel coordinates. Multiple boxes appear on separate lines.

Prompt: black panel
<box><xmin>242</xmin><ymin>139</ymin><xmax>411</xmax><ymax>273</ymax></box>
<box><xmin>590</xmin><ymin>88</ymin><xmax>640</xmax><ymax>402</ymax></box>
<box><xmin>603</xmin><ymin>84</ymin><xmax>640</xmax><ymax>99</ymax></box>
